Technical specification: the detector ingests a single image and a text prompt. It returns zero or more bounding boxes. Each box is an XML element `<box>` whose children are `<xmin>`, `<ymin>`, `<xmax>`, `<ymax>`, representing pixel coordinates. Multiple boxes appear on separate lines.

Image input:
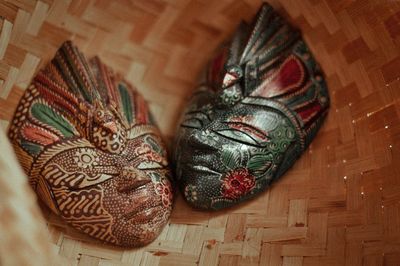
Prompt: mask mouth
<box><xmin>116</xmin><ymin>179</ymin><xmax>150</xmax><ymax>193</ymax></box>
<box><xmin>103</xmin><ymin>159</ymin><xmax>172</xmax><ymax>236</ymax></box>
<box><xmin>115</xmin><ymin>170</ymin><xmax>152</xmax><ymax>193</ymax></box>
<box><xmin>190</xmin><ymin>164</ymin><xmax>221</xmax><ymax>176</ymax></box>
<box><xmin>123</xmin><ymin>203</ymin><xmax>165</xmax><ymax>223</ymax></box>
<box><xmin>117</xmin><ymin>179</ymin><xmax>165</xmax><ymax>215</ymax></box>
<box><xmin>116</xmin><ymin>203</ymin><xmax>168</xmax><ymax>247</ymax></box>
<box><xmin>177</xmin><ymin>149</ymin><xmax>221</xmax><ymax>179</ymax></box>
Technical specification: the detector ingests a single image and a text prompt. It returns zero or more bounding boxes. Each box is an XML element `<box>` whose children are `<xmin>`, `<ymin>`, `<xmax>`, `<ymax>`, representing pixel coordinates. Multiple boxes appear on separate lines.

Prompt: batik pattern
<box><xmin>8</xmin><ymin>41</ymin><xmax>172</xmax><ymax>247</ymax></box>
<box><xmin>173</xmin><ymin>3</ymin><xmax>330</xmax><ymax>210</ymax></box>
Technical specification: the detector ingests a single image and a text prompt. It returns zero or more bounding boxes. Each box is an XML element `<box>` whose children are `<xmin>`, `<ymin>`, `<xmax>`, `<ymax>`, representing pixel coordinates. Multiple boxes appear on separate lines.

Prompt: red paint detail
<box><xmin>36</xmin><ymin>73</ymin><xmax>80</xmax><ymax>105</ymax></box>
<box><xmin>228</xmin><ymin>116</ymin><xmax>269</xmax><ymax>141</ymax></box>
<box><xmin>208</xmin><ymin>239</ymin><xmax>216</xmax><ymax>244</ymax></box>
<box><xmin>22</xmin><ymin>124</ymin><xmax>59</xmax><ymax>145</ymax></box>
<box><xmin>153</xmin><ymin>251</ymin><xmax>169</xmax><ymax>256</ymax></box>
<box><xmin>297</xmin><ymin>102</ymin><xmax>322</xmax><ymax>124</ymax></box>
<box><xmin>94</xmin><ymin>57</ymin><xmax>118</xmax><ymax>105</ymax></box>
<box><xmin>252</xmin><ymin>56</ymin><xmax>305</xmax><ymax>98</ymax></box>
<box><xmin>222</xmin><ymin>168</ymin><xmax>256</xmax><ymax>200</ymax></box>
<box><xmin>35</xmin><ymin>74</ymin><xmax>79</xmax><ymax>116</ymax></box>
<box><xmin>135</xmin><ymin>93</ymin><xmax>149</xmax><ymax>125</ymax></box>
<box><xmin>223</xmin><ymin>72</ymin><xmax>238</xmax><ymax>87</ymax></box>
<box><xmin>155</xmin><ymin>179</ymin><xmax>173</xmax><ymax>208</ymax></box>
<box><xmin>277</xmin><ymin>57</ymin><xmax>303</xmax><ymax>88</ymax></box>
<box><xmin>229</xmin><ymin>123</ymin><xmax>268</xmax><ymax>141</ymax></box>
<box><xmin>209</xmin><ymin>49</ymin><xmax>227</xmax><ymax>86</ymax></box>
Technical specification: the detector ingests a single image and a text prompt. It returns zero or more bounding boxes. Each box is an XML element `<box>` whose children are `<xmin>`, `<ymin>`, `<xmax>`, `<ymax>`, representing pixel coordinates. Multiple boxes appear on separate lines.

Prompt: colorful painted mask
<box><xmin>173</xmin><ymin>3</ymin><xmax>330</xmax><ymax>210</ymax></box>
<box><xmin>8</xmin><ymin>42</ymin><xmax>173</xmax><ymax>247</ymax></box>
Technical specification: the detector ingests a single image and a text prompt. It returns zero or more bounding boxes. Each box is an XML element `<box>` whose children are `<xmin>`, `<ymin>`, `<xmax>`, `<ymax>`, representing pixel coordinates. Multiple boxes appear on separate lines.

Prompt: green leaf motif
<box><xmin>247</xmin><ymin>154</ymin><xmax>272</xmax><ymax>176</ymax></box>
<box><xmin>146</xmin><ymin>136</ymin><xmax>161</xmax><ymax>153</ymax></box>
<box><xmin>118</xmin><ymin>84</ymin><xmax>133</xmax><ymax>124</ymax></box>
<box><xmin>21</xmin><ymin>140</ymin><xmax>42</xmax><ymax>155</ymax></box>
<box><xmin>31</xmin><ymin>103</ymin><xmax>76</xmax><ymax>137</ymax></box>
<box><xmin>221</xmin><ymin>148</ymin><xmax>240</xmax><ymax>170</ymax></box>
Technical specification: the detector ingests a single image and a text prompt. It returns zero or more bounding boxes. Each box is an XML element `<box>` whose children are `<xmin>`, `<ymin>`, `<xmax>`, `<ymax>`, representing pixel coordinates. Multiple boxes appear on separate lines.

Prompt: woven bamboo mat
<box><xmin>1</xmin><ymin>0</ymin><xmax>400</xmax><ymax>265</ymax></box>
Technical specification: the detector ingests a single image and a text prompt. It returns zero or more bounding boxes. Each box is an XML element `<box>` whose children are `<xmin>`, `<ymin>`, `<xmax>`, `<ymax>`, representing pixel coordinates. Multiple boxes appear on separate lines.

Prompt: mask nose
<box><xmin>117</xmin><ymin>167</ymin><xmax>151</xmax><ymax>193</ymax></box>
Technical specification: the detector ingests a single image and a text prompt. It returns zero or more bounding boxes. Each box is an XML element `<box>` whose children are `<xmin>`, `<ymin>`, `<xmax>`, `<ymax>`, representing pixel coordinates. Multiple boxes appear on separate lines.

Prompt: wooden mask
<box><xmin>173</xmin><ymin>3</ymin><xmax>330</xmax><ymax>210</ymax></box>
<box><xmin>8</xmin><ymin>41</ymin><xmax>173</xmax><ymax>247</ymax></box>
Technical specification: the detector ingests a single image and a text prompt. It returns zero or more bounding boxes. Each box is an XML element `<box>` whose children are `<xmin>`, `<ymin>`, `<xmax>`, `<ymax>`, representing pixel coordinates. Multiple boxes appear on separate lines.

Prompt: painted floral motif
<box><xmin>74</xmin><ymin>148</ymin><xmax>99</xmax><ymax>169</ymax></box>
<box><xmin>198</xmin><ymin>129</ymin><xmax>220</xmax><ymax>146</ymax></box>
<box><xmin>134</xmin><ymin>141</ymin><xmax>166</xmax><ymax>167</ymax></box>
<box><xmin>151</xmin><ymin>172</ymin><xmax>173</xmax><ymax>208</ymax></box>
<box><xmin>155</xmin><ymin>178</ymin><xmax>173</xmax><ymax>208</ymax></box>
<box><xmin>184</xmin><ymin>184</ymin><xmax>198</xmax><ymax>202</ymax></box>
<box><xmin>219</xmin><ymin>85</ymin><xmax>242</xmax><ymax>106</ymax></box>
<box><xmin>221</xmin><ymin>168</ymin><xmax>255</xmax><ymax>199</ymax></box>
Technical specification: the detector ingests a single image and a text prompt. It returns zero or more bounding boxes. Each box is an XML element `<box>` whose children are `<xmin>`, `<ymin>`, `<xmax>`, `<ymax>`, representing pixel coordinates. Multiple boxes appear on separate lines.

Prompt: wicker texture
<box><xmin>0</xmin><ymin>0</ymin><xmax>400</xmax><ymax>265</ymax></box>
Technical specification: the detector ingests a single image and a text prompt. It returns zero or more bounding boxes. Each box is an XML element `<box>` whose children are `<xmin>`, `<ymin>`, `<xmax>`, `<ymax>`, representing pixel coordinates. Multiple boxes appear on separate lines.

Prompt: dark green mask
<box><xmin>173</xmin><ymin>3</ymin><xmax>330</xmax><ymax>210</ymax></box>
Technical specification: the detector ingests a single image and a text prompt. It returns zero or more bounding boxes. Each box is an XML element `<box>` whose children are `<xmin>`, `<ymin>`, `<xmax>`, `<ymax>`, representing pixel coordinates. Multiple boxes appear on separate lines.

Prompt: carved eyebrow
<box><xmin>223</xmin><ymin>121</ymin><xmax>269</xmax><ymax>140</ymax></box>
<box><xmin>184</xmin><ymin>110</ymin><xmax>211</xmax><ymax>121</ymax></box>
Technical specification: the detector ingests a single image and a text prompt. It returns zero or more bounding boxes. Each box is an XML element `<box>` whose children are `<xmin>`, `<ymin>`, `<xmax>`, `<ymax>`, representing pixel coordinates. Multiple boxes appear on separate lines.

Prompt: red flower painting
<box><xmin>221</xmin><ymin>168</ymin><xmax>256</xmax><ymax>199</ymax></box>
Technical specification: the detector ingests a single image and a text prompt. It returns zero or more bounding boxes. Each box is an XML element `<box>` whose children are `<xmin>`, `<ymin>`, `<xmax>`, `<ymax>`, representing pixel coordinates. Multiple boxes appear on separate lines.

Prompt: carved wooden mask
<box><xmin>173</xmin><ymin>3</ymin><xmax>330</xmax><ymax>210</ymax></box>
<box><xmin>8</xmin><ymin>41</ymin><xmax>173</xmax><ymax>247</ymax></box>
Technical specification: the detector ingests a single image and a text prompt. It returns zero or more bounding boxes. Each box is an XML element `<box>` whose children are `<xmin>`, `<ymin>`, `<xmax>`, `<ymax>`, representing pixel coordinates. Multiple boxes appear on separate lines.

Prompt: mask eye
<box><xmin>77</xmin><ymin>173</ymin><xmax>114</xmax><ymax>188</ymax></box>
<box><xmin>137</xmin><ymin>161</ymin><xmax>163</xmax><ymax>170</ymax></box>
<box><xmin>181</xmin><ymin>111</ymin><xmax>210</xmax><ymax>129</ymax></box>
<box><xmin>215</xmin><ymin>122</ymin><xmax>269</xmax><ymax>146</ymax></box>
<box><xmin>181</xmin><ymin>118</ymin><xmax>202</xmax><ymax>129</ymax></box>
<box><xmin>215</xmin><ymin>128</ymin><xmax>260</xmax><ymax>146</ymax></box>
